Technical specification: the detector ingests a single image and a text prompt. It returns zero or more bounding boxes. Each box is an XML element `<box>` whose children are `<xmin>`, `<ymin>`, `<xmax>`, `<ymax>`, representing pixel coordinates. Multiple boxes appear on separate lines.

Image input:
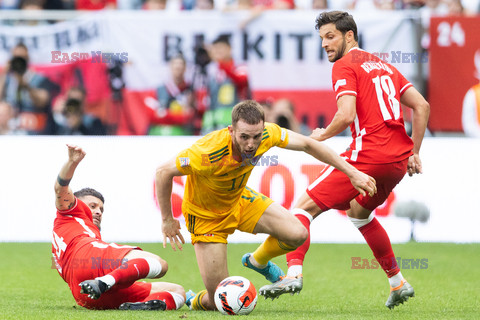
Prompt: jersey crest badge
<box><xmin>179</xmin><ymin>157</ymin><xmax>190</xmax><ymax>167</ymax></box>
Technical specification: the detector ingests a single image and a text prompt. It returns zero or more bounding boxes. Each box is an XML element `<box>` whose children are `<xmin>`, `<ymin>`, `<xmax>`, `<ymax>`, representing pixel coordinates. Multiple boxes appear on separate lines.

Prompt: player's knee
<box><xmin>280</xmin><ymin>224</ymin><xmax>308</xmax><ymax>248</ymax></box>
<box><xmin>293</xmin><ymin>224</ymin><xmax>308</xmax><ymax>247</ymax></box>
<box><xmin>170</xmin><ymin>283</ymin><xmax>186</xmax><ymax>298</ymax></box>
<box><xmin>158</xmin><ymin>258</ymin><xmax>168</xmax><ymax>278</ymax></box>
<box><xmin>284</xmin><ymin>223</ymin><xmax>308</xmax><ymax>248</ymax></box>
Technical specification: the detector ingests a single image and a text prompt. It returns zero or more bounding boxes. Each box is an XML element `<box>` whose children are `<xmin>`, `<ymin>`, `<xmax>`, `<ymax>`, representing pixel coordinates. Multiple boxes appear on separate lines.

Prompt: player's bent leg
<box><xmin>241</xmin><ymin>252</ymin><xmax>284</xmax><ymax>283</ymax></box>
<box><xmin>123</xmin><ymin>249</ymin><xmax>168</xmax><ymax>278</ymax></box>
<box><xmin>194</xmin><ymin>242</ymin><xmax>229</xmax><ymax>311</ymax></box>
<box><xmin>146</xmin><ymin>282</ymin><xmax>186</xmax><ymax>310</ymax></box>
<box><xmin>261</xmin><ymin>195</ymin><xmax>324</xmax><ymax>300</ymax></box>
<box><xmin>254</xmin><ymin>202</ymin><xmax>308</xmax><ymax>248</ymax></box>
<box><xmin>348</xmin><ymin>200</ymin><xmax>414</xmax><ymax>308</ymax></box>
<box><xmin>242</xmin><ymin>203</ymin><xmax>307</xmax><ymax>285</ymax></box>
<box><xmin>80</xmin><ymin>250</ymin><xmax>167</xmax><ymax>300</ymax></box>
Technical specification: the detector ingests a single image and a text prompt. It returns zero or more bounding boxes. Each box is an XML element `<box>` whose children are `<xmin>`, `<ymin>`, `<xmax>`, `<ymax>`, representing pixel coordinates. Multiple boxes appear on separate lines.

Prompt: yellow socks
<box><xmin>252</xmin><ymin>236</ymin><xmax>296</xmax><ymax>265</ymax></box>
<box><xmin>191</xmin><ymin>289</ymin><xmax>207</xmax><ymax>311</ymax></box>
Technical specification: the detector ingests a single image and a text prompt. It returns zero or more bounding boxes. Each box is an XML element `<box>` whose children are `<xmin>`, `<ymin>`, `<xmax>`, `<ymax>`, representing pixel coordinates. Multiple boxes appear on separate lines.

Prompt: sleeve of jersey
<box><xmin>265</xmin><ymin>122</ymin><xmax>289</xmax><ymax>148</ymax></box>
<box><xmin>175</xmin><ymin>144</ymin><xmax>209</xmax><ymax>176</ymax></box>
<box><xmin>397</xmin><ymin>72</ymin><xmax>413</xmax><ymax>96</ymax></box>
<box><xmin>57</xmin><ymin>197</ymin><xmax>79</xmax><ymax>215</ymax></box>
<box><xmin>332</xmin><ymin>61</ymin><xmax>357</xmax><ymax>100</ymax></box>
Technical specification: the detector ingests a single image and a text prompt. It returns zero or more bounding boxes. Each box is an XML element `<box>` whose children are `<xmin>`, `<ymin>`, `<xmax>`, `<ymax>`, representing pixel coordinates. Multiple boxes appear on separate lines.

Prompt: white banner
<box><xmin>0</xmin><ymin>136</ymin><xmax>478</xmax><ymax>243</ymax></box>
<box><xmin>0</xmin><ymin>10</ymin><xmax>419</xmax><ymax>90</ymax></box>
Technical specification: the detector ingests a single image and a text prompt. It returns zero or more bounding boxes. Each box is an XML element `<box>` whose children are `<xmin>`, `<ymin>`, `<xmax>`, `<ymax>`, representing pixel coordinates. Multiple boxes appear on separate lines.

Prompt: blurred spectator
<box><xmin>53</xmin><ymin>87</ymin><xmax>107</xmax><ymax>135</ymax></box>
<box><xmin>148</xmin><ymin>54</ymin><xmax>195</xmax><ymax>135</ymax></box>
<box><xmin>251</xmin><ymin>0</ymin><xmax>294</xmax><ymax>9</ymax></box>
<box><xmin>445</xmin><ymin>0</ymin><xmax>465</xmax><ymax>15</ymax></box>
<box><xmin>194</xmin><ymin>0</ymin><xmax>214</xmax><ymax>9</ymax></box>
<box><xmin>0</xmin><ymin>101</ymin><xmax>19</xmax><ymax>135</ymax></box>
<box><xmin>268</xmin><ymin>98</ymin><xmax>310</xmax><ymax>135</ymax></box>
<box><xmin>143</xmin><ymin>0</ymin><xmax>166</xmax><ymax>9</ymax></box>
<box><xmin>181</xmin><ymin>0</ymin><xmax>195</xmax><ymax>9</ymax></box>
<box><xmin>15</xmin><ymin>0</ymin><xmax>49</xmax><ymax>26</ymax></box>
<box><xmin>226</xmin><ymin>0</ymin><xmax>254</xmax><ymax>9</ymax></box>
<box><xmin>311</xmin><ymin>0</ymin><xmax>327</xmax><ymax>9</ymax></box>
<box><xmin>1</xmin><ymin>0</ymin><xmax>21</xmax><ymax>9</ymax></box>
<box><xmin>462</xmin><ymin>50</ymin><xmax>480</xmax><ymax>137</ymax></box>
<box><xmin>347</xmin><ymin>0</ymin><xmax>397</xmax><ymax>10</ymax></box>
<box><xmin>419</xmin><ymin>0</ymin><xmax>448</xmax><ymax>49</ymax></box>
<box><xmin>201</xmin><ymin>35</ymin><xmax>251</xmax><ymax>134</ymax></box>
<box><xmin>402</xmin><ymin>0</ymin><xmax>426</xmax><ymax>9</ymax></box>
<box><xmin>0</xmin><ymin>43</ymin><xmax>58</xmax><ymax>135</ymax></box>
<box><xmin>224</xmin><ymin>0</ymin><xmax>264</xmax><ymax>30</ymax></box>
<box><xmin>76</xmin><ymin>0</ymin><xmax>116</xmax><ymax>10</ymax></box>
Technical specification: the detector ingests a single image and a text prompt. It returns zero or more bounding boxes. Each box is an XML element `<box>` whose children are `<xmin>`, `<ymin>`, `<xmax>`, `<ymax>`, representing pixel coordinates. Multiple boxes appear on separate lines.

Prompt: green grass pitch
<box><xmin>1</xmin><ymin>242</ymin><xmax>479</xmax><ymax>319</ymax></box>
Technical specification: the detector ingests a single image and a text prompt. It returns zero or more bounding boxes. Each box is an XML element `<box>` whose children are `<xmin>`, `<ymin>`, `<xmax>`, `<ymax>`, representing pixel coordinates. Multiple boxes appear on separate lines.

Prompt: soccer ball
<box><xmin>214</xmin><ymin>276</ymin><xmax>257</xmax><ymax>315</ymax></box>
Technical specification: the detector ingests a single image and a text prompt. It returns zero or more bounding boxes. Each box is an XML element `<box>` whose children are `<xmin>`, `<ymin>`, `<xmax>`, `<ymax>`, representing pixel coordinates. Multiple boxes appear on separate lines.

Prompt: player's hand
<box><xmin>162</xmin><ymin>216</ymin><xmax>185</xmax><ymax>251</ymax></box>
<box><xmin>310</xmin><ymin>128</ymin><xmax>326</xmax><ymax>141</ymax></box>
<box><xmin>66</xmin><ymin>144</ymin><xmax>86</xmax><ymax>164</ymax></box>
<box><xmin>407</xmin><ymin>154</ymin><xmax>422</xmax><ymax>177</ymax></box>
<box><xmin>351</xmin><ymin>171</ymin><xmax>377</xmax><ymax>197</ymax></box>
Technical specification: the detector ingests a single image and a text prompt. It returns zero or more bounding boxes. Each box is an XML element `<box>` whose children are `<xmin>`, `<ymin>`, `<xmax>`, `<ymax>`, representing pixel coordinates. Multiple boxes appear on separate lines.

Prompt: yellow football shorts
<box><xmin>184</xmin><ymin>187</ymin><xmax>273</xmax><ymax>244</ymax></box>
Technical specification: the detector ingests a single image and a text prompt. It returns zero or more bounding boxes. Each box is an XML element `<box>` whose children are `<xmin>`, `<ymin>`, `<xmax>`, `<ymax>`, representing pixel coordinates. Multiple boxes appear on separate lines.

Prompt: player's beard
<box><xmin>332</xmin><ymin>36</ymin><xmax>347</xmax><ymax>62</ymax></box>
<box><xmin>232</xmin><ymin>135</ymin><xmax>257</xmax><ymax>161</ymax></box>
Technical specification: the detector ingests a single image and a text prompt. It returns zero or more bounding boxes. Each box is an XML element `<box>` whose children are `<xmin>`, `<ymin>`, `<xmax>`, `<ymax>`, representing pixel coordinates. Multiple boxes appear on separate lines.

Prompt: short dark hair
<box><xmin>232</xmin><ymin>100</ymin><xmax>265</xmax><ymax>126</ymax></box>
<box><xmin>74</xmin><ymin>188</ymin><xmax>105</xmax><ymax>204</ymax></box>
<box><xmin>315</xmin><ymin>11</ymin><xmax>358</xmax><ymax>42</ymax></box>
<box><xmin>212</xmin><ymin>35</ymin><xmax>231</xmax><ymax>46</ymax></box>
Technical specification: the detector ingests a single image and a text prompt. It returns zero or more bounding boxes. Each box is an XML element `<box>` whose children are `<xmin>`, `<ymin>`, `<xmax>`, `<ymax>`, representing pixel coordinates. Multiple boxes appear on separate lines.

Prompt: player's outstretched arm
<box><xmin>285</xmin><ymin>130</ymin><xmax>377</xmax><ymax>197</ymax></box>
<box><xmin>310</xmin><ymin>95</ymin><xmax>356</xmax><ymax>141</ymax></box>
<box><xmin>400</xmin><ymin>87</ymin><xmax>430</xmax><ymax>176</ymax></box>
<box><xmin>155</xmin><ymin>158</ymin><xmax>186</xmax><ymax>251</ymax></box>
<box><xmin>54</xmin><ymin>144</ymin><xmax>86</xmax><ymax>211</ymax></box>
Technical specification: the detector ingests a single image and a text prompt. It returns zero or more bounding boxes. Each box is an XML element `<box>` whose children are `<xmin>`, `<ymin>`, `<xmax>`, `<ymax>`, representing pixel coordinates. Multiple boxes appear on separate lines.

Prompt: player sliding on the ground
<box><xmin>52</xmin><ymin>144</ymin><xmax>186</xmax><ymax>311</ymax></box>
<box><xmin>255</xmin><ymin>11</ymin><xmax>429</xmax><ymax>309</ymax></box>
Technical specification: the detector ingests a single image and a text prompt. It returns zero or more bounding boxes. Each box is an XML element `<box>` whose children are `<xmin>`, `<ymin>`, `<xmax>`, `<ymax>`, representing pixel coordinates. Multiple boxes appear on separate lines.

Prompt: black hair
<box><xmin>315</xmin><ymin>11</ymin><xmax>358</xmax><ymax>42</ymax></box>
<box><xmin>74</xmin><ymin>188</ymin><xmax>105</xmax><ymax>204</ymax></box>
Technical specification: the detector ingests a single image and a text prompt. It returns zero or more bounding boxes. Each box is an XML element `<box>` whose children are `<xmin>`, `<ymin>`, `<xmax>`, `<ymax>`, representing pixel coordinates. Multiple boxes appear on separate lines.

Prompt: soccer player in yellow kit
<box><xmin>155</xmin><ymin>100</ymin><xmax>377</xmax><ymax>311</ymax></box>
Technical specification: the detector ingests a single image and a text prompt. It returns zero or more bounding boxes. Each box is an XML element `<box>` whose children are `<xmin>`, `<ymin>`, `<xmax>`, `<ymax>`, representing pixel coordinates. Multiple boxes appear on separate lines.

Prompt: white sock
<box><xmin>95</xmin><ymin>274</ymin><xmax>116</xmax><ymax>288</ymax></box>
<box><xmin>291</xmin><ymin>208</ymin><xmax>313</xmax><ymax>222</ymax></box>
<box><xmin>388</xmin><ymin>272</ymin><xmax>404</xmax><ymax>288</ymax></box>
<box><xmin>169</xmin><ymin>291</ymin><xmax>186</xmax><ymax>310</ymax></box>
<box><xmin>249</xmin><ymin>255</ymin><xmax>267</xmax><ymax>269</ymax></box>
<box><xmin>145</xmin><ymin>257</ymin><xmax>163</xmax><ymax>278</ymax></box>
<box><xmin>348</xmin><ymin>213</ymin><xmax>374</xmax><ymax>229</ymax></box>
<box><xmin>287</xmin><ymin>265</ymin><xmax>302</xmax><ymax>277</ymax></box>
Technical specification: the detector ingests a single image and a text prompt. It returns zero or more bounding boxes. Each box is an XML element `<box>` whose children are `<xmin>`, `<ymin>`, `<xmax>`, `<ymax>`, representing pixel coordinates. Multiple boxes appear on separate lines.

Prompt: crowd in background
<box><xmin>0</xmin><ymin>0</ymin><xmax>479</xmax><ymax>136</ymax></box>
<box><xmin>0</xmin><ymin>0</ymin><xmax>479</xmax><ymax>13</ymax></box>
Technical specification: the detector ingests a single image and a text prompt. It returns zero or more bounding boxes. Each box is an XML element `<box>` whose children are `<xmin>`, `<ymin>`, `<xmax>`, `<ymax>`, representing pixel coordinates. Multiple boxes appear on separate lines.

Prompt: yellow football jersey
<box><xmin>175</xmin><ymin>122</ymin><xmax>289</xmax><ymax>219</ymax></box>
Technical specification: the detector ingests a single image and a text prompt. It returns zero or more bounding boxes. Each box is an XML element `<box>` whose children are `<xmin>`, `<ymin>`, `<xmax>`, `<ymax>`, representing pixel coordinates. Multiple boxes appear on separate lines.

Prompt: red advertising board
<box><xmin>429</xmin><ymin>16</ymin><xmax>480</xmax><ymax>132</ymax></box>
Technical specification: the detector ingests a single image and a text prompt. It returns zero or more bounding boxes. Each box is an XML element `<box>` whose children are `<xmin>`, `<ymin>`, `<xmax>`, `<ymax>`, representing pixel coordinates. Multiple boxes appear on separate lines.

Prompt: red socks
<box><xmin>286</xmin><ymin>213</ymin><xmax>311</xmax><ymax>267</ymax></box>
<box><xmin>358</xmin><ymin>218</ymin><xmax>399</xmax><ymax>277</ymax></box>
<box><xmin>108</xmin><ymin>258</ymin><xmax>150</xmax><ymax>287</ymax></box>
<box><xmin>142</xmin><ymin>291</ymin><xmax>177</xmax><ymax>310</ymax></box>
